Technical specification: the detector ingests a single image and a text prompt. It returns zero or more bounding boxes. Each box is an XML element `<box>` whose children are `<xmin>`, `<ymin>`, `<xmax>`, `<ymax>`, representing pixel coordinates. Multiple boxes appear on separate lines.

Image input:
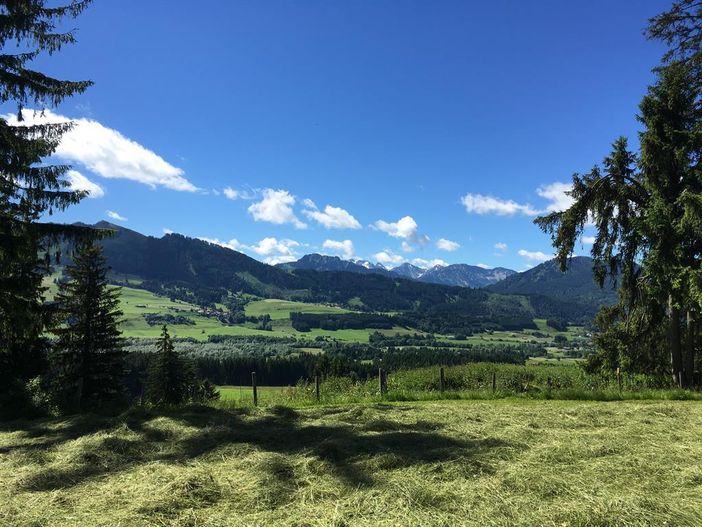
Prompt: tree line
<box><xmin>0</xmin><ymin>2</ymin><xmax>214</xmax><ymax>418</ymax></box>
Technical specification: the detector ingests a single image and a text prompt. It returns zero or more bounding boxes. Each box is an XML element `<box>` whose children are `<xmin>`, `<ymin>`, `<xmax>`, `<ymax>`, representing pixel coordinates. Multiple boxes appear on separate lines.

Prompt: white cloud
<box><xmin>302</xmin><ymin>198</ymin><xmax>317</xmax><ymax>209</ymax></box>
<box><xmin>475</xmin><ymin>263</ymin><xmax>490</xmax><ymax>269</ymax></box>
<box><xmin>518</xmin><ymin>249</ymin><xmax>553</xmax><ymax>262</ymax></box>
<box><xmin>581</xmin><ymin>235</ymin><xmax>596</xmax><ymax>245</ymax></box>
<box><xmin>322</xmin><ymin>239</ymin><xmax>355</xmax><ymax>259</ymax></box>
<box><xmin>222</xmin><ymin>186</ymin><xmax>255</xmax><ymax>200</ymax></box>
<box><xmin>373</xmin><ymin>215</ymin><xmax>429</xmax><ymax>252</ymax></box>
<box><xmin>7</xmin><ymin>109</ymin><xmax>198</xmax><ymax>192</ymax></box>
<box><xmin>198</xmin><ymin>237</ymin><xmax>243</xmax><ymax>251</ymax></box>
<box><xmin>374</xmin><ymin>250</ymin><xmax>405</xmax><ymax>265</ymax></box>
<box><xmin>248</xmin><ymin>237</ymin><xmax>300</xmax><ymax>264</ymax></box>
<box><xmin>106</xmin><ymin>210</ymin><xmax>127</xmax><ymax>222</ymax></box>
<box><xmin>198</xmin><ymin>236</ymin><xmax>300</xmax><ymax>264</ymax></box>
<box><xmin>223</xmin><ymin>187</ymin><xmax>240</xmax><ymax>200</ymax></box>
<box><xmin>461</xmin><ymin>193</ymin><xmax>538</xmax><ymax>216</ymax></box>
<box><xmin>436</xmin><ymin>238</ymin><xmax>460</xmax><ymax>252</ymax></box>
<box><xmin>65</xmin><ymin>170</ymin><xmax>104</xmax><ymax>198</ymax></box>
<box><xmin>374</xmin><ymin>215</ymin><xmax>419</xmax><ymax>238</ymax></box>
<box><xmin>247</xmin><ymin>189</ymin><xmax>306</xmax><ymax>229</ymax></box>
<box><xmin>412</xmin><ymin>258</ymin><xmax>447</xmax><ymax>268</ymax></box>
<box><xmin>163</xmin><ymin>228</ymin><xmax>174</xmax><ymax>235</ymax></box>
<box><xmin>494</xmin><ymin>242</ymin><xmax>508</xmax><ymax>251</ymax></box>
<box><xmin>264</xmin><ymin>254</ymin><xmax>298</xmax><ymax>265</ymax></box>
<box><xmin>303</xmin><ymin>203</ymin><xmax>361</xmax><ymax>229</ymax></box>
<box><xmin>537</xmin><ymin>182</ymin><xmax>573</xmax><ymax>212</ymax></box>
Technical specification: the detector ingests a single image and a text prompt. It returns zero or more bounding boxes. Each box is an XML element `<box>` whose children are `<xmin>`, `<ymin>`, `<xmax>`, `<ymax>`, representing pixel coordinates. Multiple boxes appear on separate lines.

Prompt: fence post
<box><xmin>616</xmin><ymin>367</ymin><xmax>622</xmax><ymax>392</ymax></box>
<box><xmin>315</xmin><ymin>373</ymin><xmax>321</xmax><ymax>402</ymax></box>
<box><xmin>547</xmin><ymin>376</ymin><xmax>552</xmax><ymax>397</ymax></box>
<box><xmin>492</xmin><ymin>371</ymin><xmax>497</xmax><ymax>394</ymax></box>
<box><xmin>379</xmin><ymin>367</ymin><xmax>385</xmax><ymax>397</ymax></box>
<box><xmin>252</xmin><ymin>371</ymin><xmax>258</xmax><ymax>406</ymax></box>
<box><xmin>439</xmin><ymin>367</ymin><xmax>445</xmax><ymax>393</ymax></box>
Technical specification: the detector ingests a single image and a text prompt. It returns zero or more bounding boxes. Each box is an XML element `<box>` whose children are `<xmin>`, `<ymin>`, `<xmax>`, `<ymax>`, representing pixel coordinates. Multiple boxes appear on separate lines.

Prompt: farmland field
<box><xmin>244</xmin><ymin>298</ymin><xmax>351</xmax><ymax>319</ymax></box>
<box><xmin>2</xmin><ymin>399</ymin><xmax>701</xmax><ymax>526</ymax></box>
<box><xmin>45</xmin><ymin>275</ymin><xmax>588</xmax><ymax>353</ymax></box>
<box><xmin>114</xmin><ymin>287</ymin><xmax>589</xmax><ymax>353</ymax></box>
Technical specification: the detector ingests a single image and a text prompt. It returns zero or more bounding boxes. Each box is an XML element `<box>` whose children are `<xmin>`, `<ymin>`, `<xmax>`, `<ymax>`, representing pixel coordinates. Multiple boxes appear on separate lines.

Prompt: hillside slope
<box><xmin>69</xmin><ymin>223</ymin><xmax>612</xmax><ymax>325</ymax></box>
<box><xmin>486</xmin><ymin>257</ymin><xmax>618</xmax><ymax>320</ymax></box>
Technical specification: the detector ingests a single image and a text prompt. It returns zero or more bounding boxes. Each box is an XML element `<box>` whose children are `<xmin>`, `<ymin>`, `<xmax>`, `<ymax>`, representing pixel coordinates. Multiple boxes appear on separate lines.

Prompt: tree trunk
<box><xmin>669</xmin><ymin>294</ymin><xmax>683</xmax><ymax>388</ymax></box>
<box><xmin>683</xmin><ymin>311</ymin><xmax>695</xmax><ymax>388</ymax></box>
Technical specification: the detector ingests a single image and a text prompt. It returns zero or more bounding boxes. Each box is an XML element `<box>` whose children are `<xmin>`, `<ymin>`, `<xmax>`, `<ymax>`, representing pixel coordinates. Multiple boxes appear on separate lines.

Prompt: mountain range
<box><xmin>69</xmin><ymin>222</ymin><xmax>617</xmax><ymax>325</ymax></box>
<box><xmin>279</xmin><ymin>253</ymin><xmax>516</xmax><ymax>288</ymax></box>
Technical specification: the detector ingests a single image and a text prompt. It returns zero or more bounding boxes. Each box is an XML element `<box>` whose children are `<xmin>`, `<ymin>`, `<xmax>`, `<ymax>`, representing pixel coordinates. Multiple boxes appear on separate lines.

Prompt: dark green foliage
<box><xmin>585</xmin><ymin>303</ymin><xmax>671</xmax><ymax>376</ymax></box>
<box><xmin>125</xmin><ymin>334</ymin><xmax>541</xmax><ymax>389</ymax></box>
<box><xmin>51</xmin><ymin>244</ymin><xmax>126</xmax><ymax>412</ymax></box>
<box><xmin>546</xmin><ymin>318</ymin><xmax>568</xmax><ymax>332</ymax></box>
<box><xmin>142</xmin><ymin>326</ymin><xmax>218</xmax><ymax>405</ymax></box>
<box><xmin>256</xmin><ymin>314</ymin><xmax>272</xmax><ymax>331</ymax></box>
<box><xmin>487</xmin><ymin>257</ymin><xmax>619</xmax><ymax>321</ymax></box>
<box><xmin>145</xmin><ymin>326</ymin><xmax>194</xmax><ymax>405</ymax></box>
<box><xmin>192</xmin><ymin>378</ymin><xmax>219</xmax><ymax>402</ymax></box>
<box><xmin>290</xmin><ymin>312</ymin><xmax>395</xmax><ymax>331</ymax></box>
<box><xmin>536</xmin><ymin>58</ymin><xmax>702</xmax><ymax>384</ymax></box>
<box><xmin>0</xmin><ymin>0</ymin><xmax>94</xmax><ymax>414</ymax></box>
<box><xmin>143</xmin><ymin>313</ymin><xmax>195</xmax><ymax>326</ymax></box>
<box><xmin>647</xmin><ymin>0</ymin><xmax>702</xmax><ymax>82</ymax></box>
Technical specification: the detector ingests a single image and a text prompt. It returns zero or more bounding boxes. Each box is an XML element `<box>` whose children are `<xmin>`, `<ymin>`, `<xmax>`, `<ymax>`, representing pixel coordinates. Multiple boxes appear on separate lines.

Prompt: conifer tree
<box><xmin>0</xmin><ymin>1</ymin><xmax>95</xmax><ymax>408</ymax></box>
<box><xmin>536</xmin><ymin>63</ymin><xmax>702</xmax><ymax>386</ymax></box>
<box><xmin>51</xmin><ymin>243</ymin><xmax>125</xmax><ymax>411</ymax></box>
<box><xmin>145</xmin><ymin>326</ymin><xmax>193</xmax><ymax>405</ymax></box>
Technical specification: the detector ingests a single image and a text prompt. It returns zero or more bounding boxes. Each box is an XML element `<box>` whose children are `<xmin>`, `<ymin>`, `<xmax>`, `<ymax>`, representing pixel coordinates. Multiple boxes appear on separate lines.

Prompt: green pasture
<box><xmin>244</xmin><ymin>298</ymin><xmax>351</xmax><ymax>320</ymax></box>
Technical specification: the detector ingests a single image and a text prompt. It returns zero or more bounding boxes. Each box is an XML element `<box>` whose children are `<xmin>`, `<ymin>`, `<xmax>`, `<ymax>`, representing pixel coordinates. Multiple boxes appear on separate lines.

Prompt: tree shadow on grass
<box><xmin>11</xmin><ymin>403</ymin><xmax>522</xmax><ymax>492</ymax></box>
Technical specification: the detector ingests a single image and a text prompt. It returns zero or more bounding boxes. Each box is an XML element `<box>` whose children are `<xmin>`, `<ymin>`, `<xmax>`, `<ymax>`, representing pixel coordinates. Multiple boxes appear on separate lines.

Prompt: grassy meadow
<box><xmin>44</xmin><ymin>269</ymin><xmax>587</xmax><ymax>352</ymax></box>
<box><xmin>217</xmin><ymin>385</ymin><xmax>295</xmax><ymax>405</ymax></box>
<box><xmin>114</xmin><ymin>285</ymin><xmax>586</xmax><ymax>352</ymax></box>
<box><xmin>2</xmin><ymin>399</ymin><xmax>702</xmax><ymax>527</ymax></box>
<box><xmin>111</xmin><ymin>286</ymin><xmax>424</xmax><ymax>342</ymax></box>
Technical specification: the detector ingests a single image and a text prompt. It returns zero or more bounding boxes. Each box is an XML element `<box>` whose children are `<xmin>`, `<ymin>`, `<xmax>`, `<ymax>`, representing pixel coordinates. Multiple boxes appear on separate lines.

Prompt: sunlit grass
<box><xmin>2</xmin><ymin>400</ymin><xmax>702</xmax><ymax>526</ymax></box>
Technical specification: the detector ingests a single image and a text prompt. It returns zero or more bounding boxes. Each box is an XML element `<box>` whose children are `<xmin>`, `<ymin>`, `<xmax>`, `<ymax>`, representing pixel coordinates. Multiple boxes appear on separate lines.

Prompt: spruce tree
<box><xmin>52</xmin><ymin>243</ymin><xmax>125</xmax><ymax>412</ymax></box>
<box><xmin>145</xmin><ymin>326</ymin><xmax>193</xmax><ymax>405</ymax></box>
<box><xmin>0</xmin><ymin>1</ymin><xmax>95</xmax><ymax>409</ymax></box>
<box><xmin>536</xmin><ymin>63</ymin><xmax>702</xmax><ymax>386</ymax></box>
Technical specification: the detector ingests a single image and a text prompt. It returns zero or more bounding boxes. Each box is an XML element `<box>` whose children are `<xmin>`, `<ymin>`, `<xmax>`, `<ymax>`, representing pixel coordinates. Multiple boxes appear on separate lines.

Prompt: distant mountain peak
<box><xmin>418</xmin><ymin>263</ymin><xmax>516</xmax><ymax>288</ymax></box>
<box><xmin>392</xmin><ymin>262</ymin><xmax>426</xmax><ymax>280</ymax></box>
<box><xmin>279</xmin><ymin>253</ymin><xmax>515</xmax><ymax>288</ymax></box>
<box><xmin>277</xmin><ymin>254</ymin><xmax>393</xmax><ymax>276</ymax></box>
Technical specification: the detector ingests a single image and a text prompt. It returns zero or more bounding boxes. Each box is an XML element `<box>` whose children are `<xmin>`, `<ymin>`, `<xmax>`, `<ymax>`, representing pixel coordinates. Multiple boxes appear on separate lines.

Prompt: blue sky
<box><xmin>15</xmin><ymin>0</ymin><xmax>669</xmax><ymax>270</ymax></box>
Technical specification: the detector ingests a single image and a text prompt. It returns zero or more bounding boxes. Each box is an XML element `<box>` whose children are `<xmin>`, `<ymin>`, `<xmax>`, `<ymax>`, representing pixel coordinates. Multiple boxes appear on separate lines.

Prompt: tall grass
<box><xmin>214</xmin><ymin>363</ymin><xmax>701</xmax><ymax>408</ymax></box>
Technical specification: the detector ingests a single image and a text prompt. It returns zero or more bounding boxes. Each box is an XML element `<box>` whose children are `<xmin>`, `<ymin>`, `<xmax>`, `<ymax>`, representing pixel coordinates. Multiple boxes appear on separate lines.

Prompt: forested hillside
<box><xmin>486</xmin><ymin>257</ymin><xmax>618</xmax><ymax>321</ymax></box>
<box><xmin>78</xmin><ymin>223</ymin><xmax>617</xmax><ymax>327</ymax></box>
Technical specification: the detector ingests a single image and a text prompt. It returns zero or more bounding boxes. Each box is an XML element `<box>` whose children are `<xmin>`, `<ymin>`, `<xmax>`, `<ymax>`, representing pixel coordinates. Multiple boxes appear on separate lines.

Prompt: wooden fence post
<box><xmin>439</xmin><ymin>367</ymin><xmax>445</xmax><ymax>393</ymax></box>
<box><xmin>379</xmin><ymin>367</ymin><xmax>386</xmax><ymax>397</ymax></box>
<box><xmin>547</xmin><ymin>376</ymin><xmax>552</xmax><ymax>396</ymax></box>
<box><xmin>492</xmin><ymin>371</ymin><xmax>496</xmax><ymax>394</ymax></box>
<box><xmin>616</xmin><ymin>367</ymin><xmax>622</xmax><ymax>392</ymax></box>
<box><xmin>315</xmin><ymin>373</ymin><xmax>320</xmax><ymax>402</ymax></box>
<box><xmin>252</xmin><ymin>371</ymin><xmax>258</xmax><ymax>406</ymax></box>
